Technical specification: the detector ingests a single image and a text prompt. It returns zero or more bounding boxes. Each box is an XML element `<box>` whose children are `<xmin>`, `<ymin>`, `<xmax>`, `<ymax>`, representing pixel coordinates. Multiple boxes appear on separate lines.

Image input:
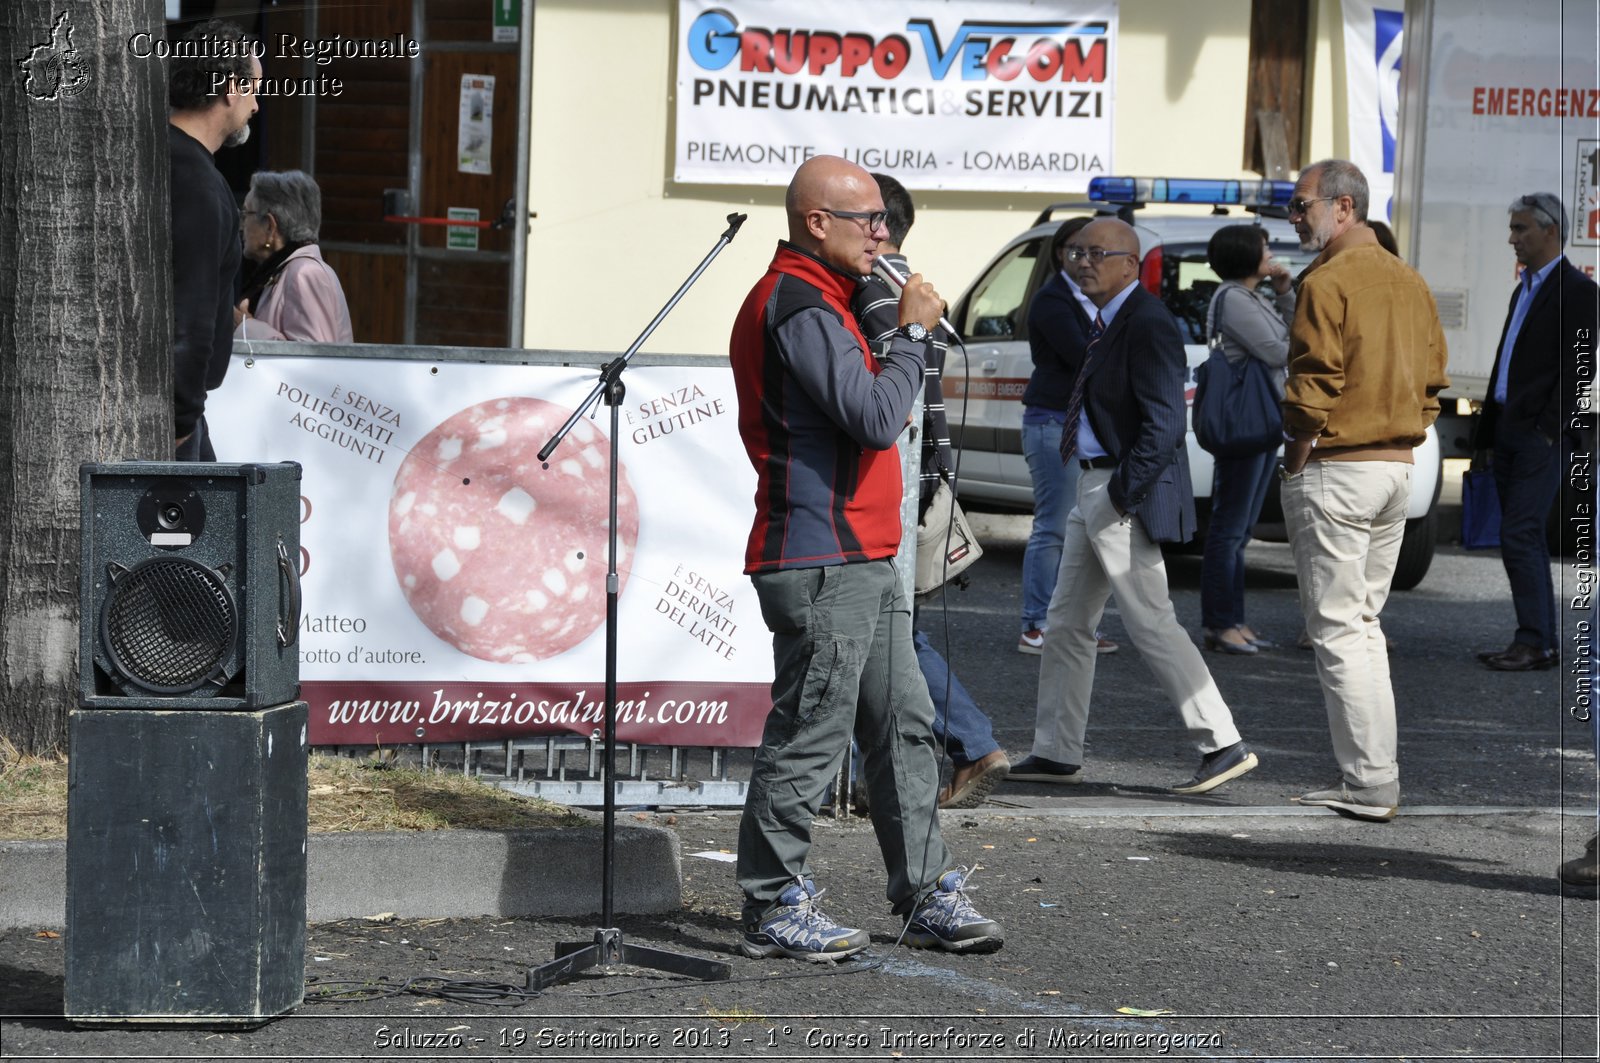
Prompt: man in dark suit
<box><xmin>1008</xmin><ymin>218</ymin><xmax>1258</xmax><ymax>795</ymax></box>
<box><xmin>1474</xmin><ymin>192</ymin><xmax>1600</xmax><ymax>671</ymax></box>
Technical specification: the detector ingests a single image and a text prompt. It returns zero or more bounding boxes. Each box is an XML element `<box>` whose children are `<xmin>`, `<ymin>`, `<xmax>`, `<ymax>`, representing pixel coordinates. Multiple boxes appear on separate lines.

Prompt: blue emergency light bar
<box><xmin>1088</xmin><ymin>177</ymin><xmax>1296</xmax><ymax>208</ymax></box>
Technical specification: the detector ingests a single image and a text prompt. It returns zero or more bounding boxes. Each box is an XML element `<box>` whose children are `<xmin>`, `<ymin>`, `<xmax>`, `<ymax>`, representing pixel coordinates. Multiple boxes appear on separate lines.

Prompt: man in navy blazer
<box><xmin>1009</xmin><ymin>218</ymin><xmax>1258</xmax><ymax>795</ymax></box>
<box><xmin>1474</xmin><ymin>193</ymin><xmax>1600</xmax><ymax>672</ymax></box>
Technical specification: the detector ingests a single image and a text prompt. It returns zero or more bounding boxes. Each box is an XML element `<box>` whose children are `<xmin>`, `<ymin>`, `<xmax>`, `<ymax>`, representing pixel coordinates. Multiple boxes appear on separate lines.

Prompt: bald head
<box><xmin>784</xmin><ymin>154</ymin><xmax>887</xmax><ymax>275</ymax></box>
<box><xmin>1080</xmin><ymin>217</ymin><xmax>1139</xmax><ymax>255</ymax></box>
<box><xmin>1072</xmin><ymin>217</ymin><xmax>1142</xmax><ymax>307</ymax></box>
<box><xmin>786</xmin><ymin>156</ymin><xmax>866</xmax><ymax>221</ymax></box>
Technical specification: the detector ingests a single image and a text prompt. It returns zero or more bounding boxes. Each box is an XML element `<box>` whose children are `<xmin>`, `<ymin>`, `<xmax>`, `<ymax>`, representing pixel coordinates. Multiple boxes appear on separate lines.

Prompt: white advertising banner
<box><xmin>207</xmin><ymin>354</ymin><xmax>773</xmax><ymax>748</ymax></box>
<box><xmin>1341</xmin><ymin>0</ymin><xmax>1404</xmax><ymax>222</ymax></box>
<box><xmin>674</xmin><ymin>0</ymin><xmax>1117</xmax><ymax>192</ymax></box>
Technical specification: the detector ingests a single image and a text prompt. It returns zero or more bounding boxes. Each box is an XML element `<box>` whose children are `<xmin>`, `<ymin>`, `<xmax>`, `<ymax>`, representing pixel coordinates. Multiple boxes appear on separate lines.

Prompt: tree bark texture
<box><xmin>0</xmin><ymin>2</ymin><xmax>171</xmax><ymax>754</ymax></box>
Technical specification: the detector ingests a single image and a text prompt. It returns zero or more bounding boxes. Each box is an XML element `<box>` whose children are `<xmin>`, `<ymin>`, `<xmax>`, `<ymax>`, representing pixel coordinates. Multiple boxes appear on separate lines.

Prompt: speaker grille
<box><xmin>102</xmin><ymin>558</ymin><xmax>238</xmax><ymax>694</ymax></box>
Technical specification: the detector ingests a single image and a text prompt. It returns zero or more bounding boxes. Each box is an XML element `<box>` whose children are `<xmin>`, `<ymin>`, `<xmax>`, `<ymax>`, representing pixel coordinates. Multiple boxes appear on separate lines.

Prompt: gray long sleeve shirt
<box><xmin>1206</xmin><ymin>280</ymin><xmax>1296</xmax><ymax>400</ymax></box>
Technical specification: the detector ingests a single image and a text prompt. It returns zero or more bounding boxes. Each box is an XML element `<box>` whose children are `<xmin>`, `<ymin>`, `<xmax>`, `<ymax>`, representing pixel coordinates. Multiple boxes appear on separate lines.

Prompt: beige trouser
<box><xmin>1282</xmin><ymin>459</ymin><xmax>1410</xmax><ymax>788</ymax></box>
<box><xmin>1032</xmin><ymin>469</ymin><xmax>1242</xmax><ymax>766</ymax></box>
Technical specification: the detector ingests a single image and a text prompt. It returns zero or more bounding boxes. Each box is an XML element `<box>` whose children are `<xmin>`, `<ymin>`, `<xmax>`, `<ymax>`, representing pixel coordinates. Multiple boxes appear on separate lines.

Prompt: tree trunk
<box><xmin>0</xmin><ymin>2</ymin><xmax>171</xmax><ymax>755</ymax></box>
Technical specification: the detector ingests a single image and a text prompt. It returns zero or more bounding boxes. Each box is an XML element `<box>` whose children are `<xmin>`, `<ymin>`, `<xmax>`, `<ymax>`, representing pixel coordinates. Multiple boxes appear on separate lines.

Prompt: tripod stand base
<box><xmin>526</xmin><ymin>928</ymin><xmax>732</xmax><ymax>991</ymax></box>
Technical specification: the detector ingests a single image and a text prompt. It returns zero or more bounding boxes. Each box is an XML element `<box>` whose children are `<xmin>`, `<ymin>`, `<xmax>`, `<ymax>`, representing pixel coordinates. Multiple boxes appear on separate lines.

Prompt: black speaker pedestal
<box><xmin>65</xmin><ymin>703</ymin><xmax>308</xmax><ymax>1027</ymax></box>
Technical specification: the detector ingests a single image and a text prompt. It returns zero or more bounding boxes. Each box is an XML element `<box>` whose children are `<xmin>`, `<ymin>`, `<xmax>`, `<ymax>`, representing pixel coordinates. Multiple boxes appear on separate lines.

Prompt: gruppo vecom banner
<box><xmin>674</xmin><ymin>0</ymin><xmax>1118</xmax><ymax>192</ymax></box>
<box><xmin>207</xmin><ymin>353</ymin><xmax>773</xmax><ymax>748</ymax></box>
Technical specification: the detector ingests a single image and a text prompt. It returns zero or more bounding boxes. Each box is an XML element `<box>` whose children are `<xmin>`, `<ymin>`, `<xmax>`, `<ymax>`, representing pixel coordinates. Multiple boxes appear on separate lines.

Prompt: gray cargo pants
<box><xmin>737</xmin><ymin>558</ymin><xmax>952</xmax><ymax>921</ymax></box>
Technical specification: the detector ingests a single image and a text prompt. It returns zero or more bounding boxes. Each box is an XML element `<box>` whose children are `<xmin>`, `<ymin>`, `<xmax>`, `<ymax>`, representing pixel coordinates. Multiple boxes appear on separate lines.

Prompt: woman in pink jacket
<box><xmin>233</xmin><ymin>170</ymin><xmax>353</xmax><ymax>343</ymax></box>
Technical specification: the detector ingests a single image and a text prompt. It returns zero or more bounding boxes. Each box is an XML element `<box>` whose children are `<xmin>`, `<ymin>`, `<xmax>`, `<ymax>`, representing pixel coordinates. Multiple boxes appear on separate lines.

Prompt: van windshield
<box><xmin>1163</xmin><ymin>241</ymin><xmax>1316</xmax><ymax>343</ymax></box>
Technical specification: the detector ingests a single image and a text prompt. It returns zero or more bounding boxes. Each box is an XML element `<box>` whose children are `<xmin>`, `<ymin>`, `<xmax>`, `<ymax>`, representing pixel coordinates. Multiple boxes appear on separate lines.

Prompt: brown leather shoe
<box><xmin>1483</xmin><ymin>643</ymin><xmax>1556</xmax><ymax>671</ymax></box>
<box><xmin>1475</xmin><ymin>642</ymin><xmax>1519</xmax><ymax>663</ymax></box>
<box><xmin>1560</xmin><ymin>833</ymin><xmax>1598</xmax><ymax>895</ymax></box>
<box><xmin>938</xmin><ymin>751</ymin><xmax>1010</xmax><ymax>810</ymax></box>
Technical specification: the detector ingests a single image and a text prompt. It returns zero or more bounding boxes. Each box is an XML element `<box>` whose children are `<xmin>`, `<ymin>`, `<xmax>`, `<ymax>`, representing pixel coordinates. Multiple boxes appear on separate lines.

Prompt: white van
<box><xmin>943</xmin><ymin>177</ymin><xmax>1442</xmax><ymax>590</ymax></box>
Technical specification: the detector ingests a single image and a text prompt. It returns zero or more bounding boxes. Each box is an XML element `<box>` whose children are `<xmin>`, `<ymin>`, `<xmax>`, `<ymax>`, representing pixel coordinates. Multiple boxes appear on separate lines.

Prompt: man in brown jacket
<box><xmin>1280</xmin><ymin>158</ymin><xmax>1450</xmax><ymax>822</ymax></box>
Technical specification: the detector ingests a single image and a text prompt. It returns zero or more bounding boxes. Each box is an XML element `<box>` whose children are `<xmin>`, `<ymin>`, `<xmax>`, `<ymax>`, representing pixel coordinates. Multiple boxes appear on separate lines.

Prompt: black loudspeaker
<box><xmin>79</xmin><ymin>462</ymin><xmax>302</xmax><ymax>709</ymax></box>
<box><xmin>65</xmin><ymin>703</ymin><xmax>308</xmax><ymax>1026</ymax></box>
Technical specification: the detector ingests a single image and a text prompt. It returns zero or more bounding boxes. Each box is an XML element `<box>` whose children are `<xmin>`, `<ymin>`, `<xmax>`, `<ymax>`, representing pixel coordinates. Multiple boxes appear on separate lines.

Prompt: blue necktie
<box><xmin>1059</xmin><ymin>313</ymin><xmax>1105</xmax><ymax>465</ymax></box>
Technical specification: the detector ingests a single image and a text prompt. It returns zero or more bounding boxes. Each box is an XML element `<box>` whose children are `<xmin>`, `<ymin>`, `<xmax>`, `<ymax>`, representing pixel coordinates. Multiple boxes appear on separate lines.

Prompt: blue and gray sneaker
<box><xmin>903</xmin><ymin>868</ymin><xmax>1003</xmax><ymax>953</ymax></box>
<box><xmin>741</xmin><ymin>877</ymin><xmax>870</xmax><ymax>962</ymax></box>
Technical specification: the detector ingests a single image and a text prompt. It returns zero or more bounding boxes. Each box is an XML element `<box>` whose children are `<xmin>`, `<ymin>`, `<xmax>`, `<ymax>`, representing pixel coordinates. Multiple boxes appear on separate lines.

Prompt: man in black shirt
<box><xmin>168</xmin><ymin>20</ymin><xmax>260</xmax><ymax>460</ymax></box>
<box><xmin>850</xmin><ymin>173</ymin><xmax>1011</xmax><ymax>810</ymax></box>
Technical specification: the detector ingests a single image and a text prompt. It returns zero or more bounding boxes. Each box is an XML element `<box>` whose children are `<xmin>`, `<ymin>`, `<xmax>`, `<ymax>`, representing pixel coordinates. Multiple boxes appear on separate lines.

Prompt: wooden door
<box><xmin>249</xmin><ymin>0</ymin><xmax>524</xmax><ymax>347</ymax></box>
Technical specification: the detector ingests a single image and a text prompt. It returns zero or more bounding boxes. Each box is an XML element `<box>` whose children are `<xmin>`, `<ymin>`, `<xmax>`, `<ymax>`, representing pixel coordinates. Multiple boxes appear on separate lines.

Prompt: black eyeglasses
<box><xmin>823</xmin><ymin>209</ymin><xmax>888</xmax><ymax>231</ymax></box>
<box><xmin>1287</xmin><ymin>196</ymin><xmax>1332</xmax><ymax>215</ymax></box>
<box><xmin>1064</xmin><ymin>247</ymin><xmax>1134</xmax><ymax>264</ymax></box>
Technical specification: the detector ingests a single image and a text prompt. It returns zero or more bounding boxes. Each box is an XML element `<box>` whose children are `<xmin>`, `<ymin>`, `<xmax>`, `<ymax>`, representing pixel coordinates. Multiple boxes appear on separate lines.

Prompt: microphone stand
<box><xmin>526</xmin><ymin>213</ymin><xmax>746</xmax><ymax>991</ymax></box>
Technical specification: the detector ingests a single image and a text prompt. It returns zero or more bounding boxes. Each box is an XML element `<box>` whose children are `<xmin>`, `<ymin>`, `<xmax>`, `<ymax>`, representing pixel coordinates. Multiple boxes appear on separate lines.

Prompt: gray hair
<box><xmin>248</xmin><ymin>170</ymin><xmax>322</xmax><ymax>244</ymax></box>
<box><xmin>1301</xmin><ymin>158</ymin><xmax>1370</xmax><ymax>222</ymax></box>
<box><xmin>1510</xmin><ymin>192</ymin><xmax>1568</xmax><ymax>242</ymax></box>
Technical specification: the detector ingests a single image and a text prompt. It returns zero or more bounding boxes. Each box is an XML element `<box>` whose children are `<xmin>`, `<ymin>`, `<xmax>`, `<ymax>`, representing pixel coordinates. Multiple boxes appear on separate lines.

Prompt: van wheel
<box><xmin>1391</xmin><ymin>507</ymin><xmax>1438</xmax><ymax>591</ymax></box>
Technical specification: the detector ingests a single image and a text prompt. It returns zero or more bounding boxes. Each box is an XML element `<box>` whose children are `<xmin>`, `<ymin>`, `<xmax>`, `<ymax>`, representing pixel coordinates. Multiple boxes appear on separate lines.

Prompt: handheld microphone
<box><xmin>871</xmin><ymin>257</ymin><xmax>958</xmax><ymax>338</ymax></box>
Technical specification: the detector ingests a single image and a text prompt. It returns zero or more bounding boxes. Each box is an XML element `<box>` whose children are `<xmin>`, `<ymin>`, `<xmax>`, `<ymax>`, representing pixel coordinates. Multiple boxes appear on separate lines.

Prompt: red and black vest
<box><xmin>729</xmin><ymin>243</ymin><xmax>906</xmax><ymax>573</ymax></box>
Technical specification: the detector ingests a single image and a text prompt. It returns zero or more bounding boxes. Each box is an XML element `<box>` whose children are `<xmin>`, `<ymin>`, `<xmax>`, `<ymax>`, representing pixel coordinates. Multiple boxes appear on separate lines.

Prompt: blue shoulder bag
<box><xmin>1192</xmin><ymin>289</ymin><xmax>1283</xmax><ymax>457</ymax></box>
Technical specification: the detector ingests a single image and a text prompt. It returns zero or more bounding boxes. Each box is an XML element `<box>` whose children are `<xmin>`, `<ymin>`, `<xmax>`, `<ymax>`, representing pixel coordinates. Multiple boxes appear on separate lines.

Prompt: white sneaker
<box><xmin>1017</xmin><ymin>629</ymin><xmax>1044</xmax><ymax>655</ymax></box>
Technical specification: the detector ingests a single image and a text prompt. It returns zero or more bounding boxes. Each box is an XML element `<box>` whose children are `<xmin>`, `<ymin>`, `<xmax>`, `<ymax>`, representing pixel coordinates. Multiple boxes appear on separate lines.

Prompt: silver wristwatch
<box><xmin>898</xmin><ymin>322</ymin><xmax>930</xmax><ymax>343</ymax></box>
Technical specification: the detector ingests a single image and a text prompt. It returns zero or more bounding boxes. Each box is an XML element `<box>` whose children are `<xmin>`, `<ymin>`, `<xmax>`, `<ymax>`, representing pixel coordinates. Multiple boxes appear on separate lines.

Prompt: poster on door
<box><xmin>458</xmin><ymin>74</ymin><xmax>494</xmax><ymax>174</ymax></box>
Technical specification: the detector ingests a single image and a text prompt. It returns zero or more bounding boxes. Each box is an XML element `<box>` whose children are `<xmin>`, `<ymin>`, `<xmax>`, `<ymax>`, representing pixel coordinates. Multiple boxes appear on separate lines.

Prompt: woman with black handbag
<box><xmin>1199</xmin><ymin>225</ymin><xmax>1296</xmax><ymax>654</ymax></box>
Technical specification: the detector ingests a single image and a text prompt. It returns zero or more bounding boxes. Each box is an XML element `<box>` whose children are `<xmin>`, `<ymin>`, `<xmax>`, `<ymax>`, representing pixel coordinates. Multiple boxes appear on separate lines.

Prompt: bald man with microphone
<box><xmin>728</xmin><ymin>155</ymin><xmax>1002</xmax><ymax>964</ymax></box>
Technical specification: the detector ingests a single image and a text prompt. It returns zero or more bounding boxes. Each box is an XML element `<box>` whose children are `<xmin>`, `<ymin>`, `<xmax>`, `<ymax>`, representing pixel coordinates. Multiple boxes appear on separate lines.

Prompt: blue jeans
<box><xmin>1021</xmin><ymin>414</ymin><xmax>1081</xmax><ymax>632</ymax></box>
<box><xmin>1494</xmin><ymin>426</ymin><xmax>1562</xmax><ymax>651</ymax></box>
<box><xmin>914</xmin><ymin>628</ymin><xmax>1000</xmax><ymax>767</ymax></box>
<box><xmin>1200</xmin><ymin>448</ymin><xmax>1278</xmax><ymax>630</ymax></box>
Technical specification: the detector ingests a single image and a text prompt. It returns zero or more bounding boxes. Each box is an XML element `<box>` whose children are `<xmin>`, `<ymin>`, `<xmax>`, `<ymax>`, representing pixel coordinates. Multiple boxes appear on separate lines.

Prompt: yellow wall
<box><xmin>1304</xmin><ymin>0</ymin><xmax>1347</xmax><ymax>164</ymax></box>
<box><xmin>523</xmin><ymin>1</ymin><xmax>1333</xmax><ymax>355</ymax></box>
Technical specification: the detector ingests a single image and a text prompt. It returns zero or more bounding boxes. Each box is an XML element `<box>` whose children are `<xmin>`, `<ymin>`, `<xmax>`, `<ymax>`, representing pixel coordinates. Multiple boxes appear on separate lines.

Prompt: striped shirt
<box><xmin>851</xmin><ymin>252</ymin><xmax>954</xmax><ymax>517</ymax></box>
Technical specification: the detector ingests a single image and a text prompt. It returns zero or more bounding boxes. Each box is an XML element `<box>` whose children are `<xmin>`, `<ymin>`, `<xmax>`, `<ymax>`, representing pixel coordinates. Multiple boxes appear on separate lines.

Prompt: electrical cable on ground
<box><xmin>305</xmin><ymin>974</ymin><xmax>539</xmax><ymax>1006</ymax></box>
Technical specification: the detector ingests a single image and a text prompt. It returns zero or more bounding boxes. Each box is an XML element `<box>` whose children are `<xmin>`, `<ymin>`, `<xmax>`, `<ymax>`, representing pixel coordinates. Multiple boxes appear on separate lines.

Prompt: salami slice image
<box><xmin>389</xmin><ymin>397</ymin><xmax>639</xmax><ymax>663</ymax></box>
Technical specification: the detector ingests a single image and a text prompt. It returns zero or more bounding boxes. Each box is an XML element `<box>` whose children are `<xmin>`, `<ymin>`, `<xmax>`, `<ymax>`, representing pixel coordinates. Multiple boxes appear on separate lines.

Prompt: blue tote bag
<box><xmin>1191</xmin><ymin>291</ymin><xmax>1282</xmax><ymax>458</ymax></box>
<box><xmin>1460</xmin><ymin>468</ymin><xmax>1501</xmax><ymax>549</ymax></box>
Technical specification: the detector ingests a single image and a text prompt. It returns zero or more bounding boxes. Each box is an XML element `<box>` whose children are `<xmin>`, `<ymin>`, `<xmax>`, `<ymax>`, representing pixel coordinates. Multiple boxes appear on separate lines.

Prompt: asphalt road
<box><xmin>911</xmin><ymin>512</ymin><xmax>1595</xmax><ymax>813</ymax></box>
<box><xmin>2</xmin><ymin>521</ymin><xmax>1596</xmax><ymax>1061</ymax></box>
